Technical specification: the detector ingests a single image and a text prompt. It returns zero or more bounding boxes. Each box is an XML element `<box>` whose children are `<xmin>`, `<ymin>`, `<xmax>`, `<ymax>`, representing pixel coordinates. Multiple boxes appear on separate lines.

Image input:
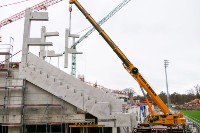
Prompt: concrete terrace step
<box><xmin>19</xmin><ymin>52</ymin><xmax>125</xmax><ymax>119</ymax></box>
<box><xmin>23</xmin><ymin>65</ymin><xmax>112</xmax><ymax>119</ymax></box>
<box><xmin>29</xmin><ymin>68</ymin><xmax>112</xmax><ymax>119</ymax></box>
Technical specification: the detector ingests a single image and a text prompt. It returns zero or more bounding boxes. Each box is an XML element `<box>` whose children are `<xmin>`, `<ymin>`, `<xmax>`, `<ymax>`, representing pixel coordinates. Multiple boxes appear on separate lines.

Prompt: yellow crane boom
<box><xmin>69</xmin><ymin>0</ymin><xmax>170</xmax><ymax>114</ymax></box>
<box><xmin>69</xmin><ymin>0</ymin><xmax>186</xmax><ymax>126</ymax></box>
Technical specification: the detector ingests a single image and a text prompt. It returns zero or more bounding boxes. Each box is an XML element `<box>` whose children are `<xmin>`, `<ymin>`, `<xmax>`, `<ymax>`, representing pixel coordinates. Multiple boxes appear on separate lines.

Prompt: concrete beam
<box><xmin>27</xmin><ymin>38</ymin><xmax>52</xmax><ymax>46</ymax></box>
<box><xmin>64</xmin><ymin>29</ymin><xmax>69</xmax><ymax>68</ymax></box>
<box><xmin>69</xmin><ymin>33</ymin><xmax>79</xmax><ymax>38</ymax></box>
<box><xmin>45</xmin><ymin>32</ymin><xmax>59</xmax><ymax>37</ymax></box>
<box><xmin>30</xmin><ymin>12</ymin><xmax>48</xmax><ymax>21</ymax></box>
<box><xmin>43</xmin><ymin>50</ymin><xmax>62</xmax><ymax>57</ymax></box>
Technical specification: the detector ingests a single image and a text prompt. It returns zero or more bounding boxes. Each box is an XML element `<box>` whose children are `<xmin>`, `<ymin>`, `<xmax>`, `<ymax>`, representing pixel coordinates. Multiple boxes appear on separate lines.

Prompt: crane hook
<box><xmin>69</xmin><ymin>4</ymin><xmax>73</xmax><ymax>34</ymax></box>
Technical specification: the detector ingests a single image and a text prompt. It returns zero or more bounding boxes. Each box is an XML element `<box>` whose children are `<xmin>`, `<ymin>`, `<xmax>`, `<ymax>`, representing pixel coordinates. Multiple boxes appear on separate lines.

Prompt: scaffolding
<box><xmin>0</xmin><ymin>39</ymin><xmax>106</xmax><ymax>133</ymax></box>
<box><xmin>0</xmin><ymin>77</ymin><xmax>65</xmax><ymax>133</ymax></box>
<box><xmin>0</xmin><ymin>41</ymin><xmax>99</xmax><ymax>133</ymax></box>
<box><xmin>0</xmin><ymin>39</ymin><xmax>13</xmax><ymax>74</ymax></box>
<box><xmin>1</xmin><ymin>78</ymin><xmax>25</xmax><ymax>125</ymax></box>
<box><xmin>23</xmin><ymin>103</ymin><xmax>63</xmax><ymax>133</ymax></box>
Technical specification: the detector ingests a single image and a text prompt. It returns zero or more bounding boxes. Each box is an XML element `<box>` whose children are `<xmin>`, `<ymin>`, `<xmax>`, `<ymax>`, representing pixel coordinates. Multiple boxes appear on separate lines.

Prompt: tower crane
<box><xmin>70</xmin><ymin>0</ymin><xmax>132</xmax><ymax>76</ymax></box>
<box><xmin>0</xmin><ymin>0</ymin><xmax>63</xmax><ymax>28</ymax></box>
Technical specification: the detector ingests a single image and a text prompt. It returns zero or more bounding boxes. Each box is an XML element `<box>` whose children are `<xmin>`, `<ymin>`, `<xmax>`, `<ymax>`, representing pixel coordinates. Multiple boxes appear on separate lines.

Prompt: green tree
<box><xmin>158</xmin><ymin>91</ymin><xmax>167</xmax><ymax>104</ymax></box>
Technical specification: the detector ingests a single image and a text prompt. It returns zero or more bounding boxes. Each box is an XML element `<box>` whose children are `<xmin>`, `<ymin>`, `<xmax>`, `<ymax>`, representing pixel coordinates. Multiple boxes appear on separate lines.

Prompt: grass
<box><xmin>181</xmin><ymin>110</ymin><xmax>200</xmax><ymax>123</ymax></box>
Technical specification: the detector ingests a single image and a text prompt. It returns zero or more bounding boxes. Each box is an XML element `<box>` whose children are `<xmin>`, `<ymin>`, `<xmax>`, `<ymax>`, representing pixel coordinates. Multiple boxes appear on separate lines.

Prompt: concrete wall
<box><xmin>24</xmin><ymin>82</ymin><xmax>82</xmax><ymax>124</ymax></box>
<box><xmin>0</xmin><ymin>70</ymin><xmax>86</xmax><ymax>126</ymax></box>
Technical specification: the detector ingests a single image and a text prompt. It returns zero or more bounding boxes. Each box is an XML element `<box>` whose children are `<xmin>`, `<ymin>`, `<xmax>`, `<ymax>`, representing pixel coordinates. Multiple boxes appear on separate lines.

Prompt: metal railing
<box><xmin>186</xmin><ymin>116</ymin><xmax>200</xmax><ymax>133</ymax></box>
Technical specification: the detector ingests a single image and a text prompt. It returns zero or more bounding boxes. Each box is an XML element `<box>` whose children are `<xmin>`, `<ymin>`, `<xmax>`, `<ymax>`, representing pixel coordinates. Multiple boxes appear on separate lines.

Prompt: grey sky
<box><xmin>0</xmin><ymin>0</ymin><xmax>200</xmax><ymax>95</ymax></box>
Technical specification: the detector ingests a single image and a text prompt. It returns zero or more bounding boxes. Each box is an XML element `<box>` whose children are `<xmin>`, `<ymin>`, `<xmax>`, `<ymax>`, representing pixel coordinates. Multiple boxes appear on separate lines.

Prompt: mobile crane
<box><xmin>69</xmin><ymin>0</ymin><xmax>186</xmax><ymax>132</ymax></box>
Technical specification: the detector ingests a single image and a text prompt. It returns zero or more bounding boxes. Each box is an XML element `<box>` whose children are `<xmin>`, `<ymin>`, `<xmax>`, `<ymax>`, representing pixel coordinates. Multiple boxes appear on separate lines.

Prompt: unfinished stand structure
<box><xmin>0</xmin><ymin>37</ymin><xmax>23</xmax><ymax>132</ymax></box>
<box><xmin>0</xmin><ymin>9</ymin><xmax>137</xmax><ymax>133</ymax></box>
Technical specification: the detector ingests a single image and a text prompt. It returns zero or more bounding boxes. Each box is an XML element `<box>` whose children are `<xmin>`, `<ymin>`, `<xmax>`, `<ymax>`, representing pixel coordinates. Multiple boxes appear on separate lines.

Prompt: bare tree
<box><xmin>194</xmin><ymin>84</ymin><xmax>200</xmax><ymax>98</ymax></box>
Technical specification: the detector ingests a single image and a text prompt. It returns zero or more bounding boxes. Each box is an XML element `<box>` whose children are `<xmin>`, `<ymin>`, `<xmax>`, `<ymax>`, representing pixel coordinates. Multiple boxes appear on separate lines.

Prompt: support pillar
<box><xmin>80</xmin><ymin>127</ymin><xmax>85</xmax><ymax>133</ymax></box>
<box><xmin>40</xmin><ymin>26</ymin><xmax>59</xmax><ymax>59</ymax></box>
<box><xmin>86</xmin><ymin>127</ymin><xmax>88</xmax><ymax>133</ymax></box>
<box><xmin>64</xmin><ymin>28</ymin><xmax>82</xmax><ymax>77</ymax></box>
<box><xmin>21</xmin><ymin>9</ymin><xmax>50</xmax><ymax>66</ymax></box>
<box><xmin>112</xmin><ymin>127</ymin><xmax>117</xmax><ymax>133</ymax></box>
<box><xmin>65</xmin><ymin>124</ymin><xmax>68</xmax><ymax>133</ymax></box>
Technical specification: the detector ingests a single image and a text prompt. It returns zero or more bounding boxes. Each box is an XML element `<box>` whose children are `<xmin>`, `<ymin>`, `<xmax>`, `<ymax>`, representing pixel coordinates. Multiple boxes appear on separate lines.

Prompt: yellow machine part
<box><xmin>150</xmin><ymin>112</ymin><xmax>186</xmax><ymax>125</ymax></box>
<box><xmin>69</xmin><ymin>122</ymin><xmax>104</xmax><ymax>128</ymax></box>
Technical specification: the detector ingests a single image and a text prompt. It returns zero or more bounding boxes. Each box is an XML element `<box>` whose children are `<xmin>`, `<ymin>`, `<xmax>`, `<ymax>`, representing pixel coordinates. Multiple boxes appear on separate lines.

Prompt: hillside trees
<box><xmin>136</xmin><ymin>84</ymin><xmax>200</xmax><ymax>105</ymax></box>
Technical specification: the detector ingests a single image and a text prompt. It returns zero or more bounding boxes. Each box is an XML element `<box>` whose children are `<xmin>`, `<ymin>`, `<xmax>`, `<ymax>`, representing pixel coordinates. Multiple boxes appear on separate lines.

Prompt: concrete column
<box><xmin>65</xmin><ymin>124</ymin><xmax>68</xmax><ymax>133</ymax></box>
<box><xmin>40</xmin><ymin>26</ymin><xmax>59</xmax><ymax>60</ymax></box>
<box><xmin>112</xmin><ymin>127</ymin><xmax>117</xmax><ymax>133</ymax></box>
<box><xmin>21</xmin><ymin>9</ymin><xmax>48</xmax><ymax>65</ymax></box>
<box><xmin>81</xmin><ymin>127</ymin><xmax>85</xmax><ymax>133</ymax></box>
<box><xmin>5</xmin><ymin>55</ymin><xmax>10</xmax><ymax>69</ymax></box>
<box><xmin>40</xmin><ymin>26</ymin><xmax>46</xmax><ymax>59</ymax></box>
<box><xmin>86</xmin><ymin>127</ymin><xmax>88</xmax><ymax>133</ymax></box>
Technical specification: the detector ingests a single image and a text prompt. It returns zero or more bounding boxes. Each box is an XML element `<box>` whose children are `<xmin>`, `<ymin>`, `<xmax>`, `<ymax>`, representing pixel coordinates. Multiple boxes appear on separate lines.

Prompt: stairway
<box><xmin>19</xmin><ymin>52</ymin><xmax>125</xmax><ymax>120</ymax></box>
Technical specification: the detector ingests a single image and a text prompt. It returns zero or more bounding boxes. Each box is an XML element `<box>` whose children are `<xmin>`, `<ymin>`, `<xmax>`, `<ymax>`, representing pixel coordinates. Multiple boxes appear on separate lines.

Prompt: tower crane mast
<box><xmin>70</xmin><ymin>0</ymin><xmax>132</xmax><ymax>76</ymax></box>
<box><xmin>71</xmin><ymin>0</ymin><xmax>131</xmax><ymax>48</ymax></box>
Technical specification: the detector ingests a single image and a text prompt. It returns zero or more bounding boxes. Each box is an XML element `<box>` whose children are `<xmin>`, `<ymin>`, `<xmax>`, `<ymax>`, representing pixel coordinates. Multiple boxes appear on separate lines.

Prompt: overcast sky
<box><xmin>0</xmin><ymin>0</ymin><xmax>200</xmax><ymax>95</ymax></box>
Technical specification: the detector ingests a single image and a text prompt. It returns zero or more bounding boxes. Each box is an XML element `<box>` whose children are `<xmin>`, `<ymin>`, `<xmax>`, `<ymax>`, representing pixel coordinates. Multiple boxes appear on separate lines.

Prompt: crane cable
<box><xmin>0</xmin><ymin>50</ymin><xmax>22</xmax><ymax>65</ymax></box>
<box><xmin>69</xmin><ymin>4</ymin><xmax>73</xmax><ymax>35</ymax></box>
<box><xmin>0</xmin><ymin>0</ymin><xmax>31</xmax><ymax>8</ymax></box>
